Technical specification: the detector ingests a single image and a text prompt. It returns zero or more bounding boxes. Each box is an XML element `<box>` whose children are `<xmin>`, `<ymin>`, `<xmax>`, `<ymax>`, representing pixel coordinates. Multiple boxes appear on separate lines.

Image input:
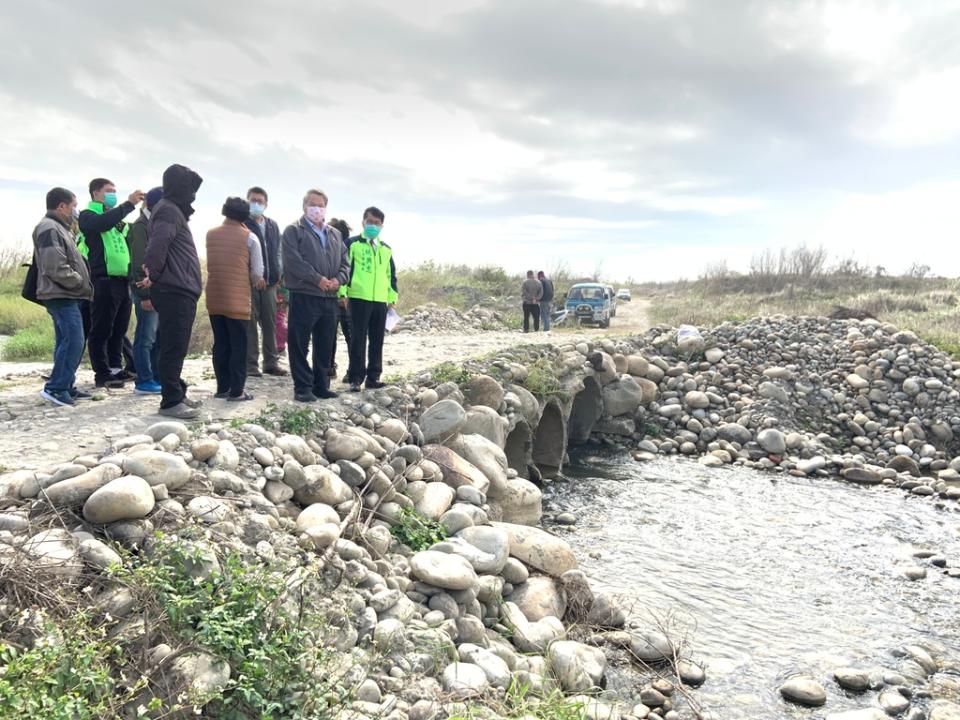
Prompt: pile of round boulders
<box><xmin>568</xmin><ymin>316</ymin><xmax>960</xmax><ymax>513</ymax></box>
<box><xmin>392</xmin><ymin>304</ymin><xmax>508</xmax><ymax>334</ymax></box>
<box><xmin>0</xmin><ymin>367</ymin><xmax>702</xmax><ymax>719</ymax></box>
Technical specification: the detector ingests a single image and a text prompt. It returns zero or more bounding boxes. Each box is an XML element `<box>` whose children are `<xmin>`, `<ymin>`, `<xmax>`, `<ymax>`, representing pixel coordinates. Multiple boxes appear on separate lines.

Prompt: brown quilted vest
<box><xmin>205</xmin><ymin>221</ymin><xmax>251</xmax><ymax>320</ymax></box>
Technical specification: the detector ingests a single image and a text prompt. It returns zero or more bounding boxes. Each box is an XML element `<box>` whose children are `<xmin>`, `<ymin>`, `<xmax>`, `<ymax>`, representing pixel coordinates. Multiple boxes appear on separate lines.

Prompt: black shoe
<box><xmin>294</xmin><ymin>392</ymin><xmax>317</xmax><ymax>403</ymax></box>
<box><xmin>116</xmin><ymin>369</ymin><xmax>135</xmax><ymax>381</ymax></box>
<box><xmin>314</xmin><ymin>389</ymin><xmax>339</xmax><ymax>400</ymax></box>
<box><xmin>214</xmin><ymin>391</ymin><xmax>230</xmax><ymax>399</ymax></box>
<box><xmin>349</xmin><ymin>382</ymin><xmax>361</xmax><ymax>393</ymax></box>
<box><xmin>366</xmin><ymin>380</ymin><xmax>386</xmax><ymax>389</ymax></box>
<box><xmin>95</xmin><ymin>377</ymin><xmax>126</xmax><ymax>389</ymax></box>
<box><xmin>248</xmin><ymin>369</ymin><xmax>263</xmax><ymax>378</ymax></box>
<box><xmin>70</xmin><ymin>388</ymin><xmax>93</xmax><ymax>400</ymax></box>
<box><xmin>264</xmin><ymin>367</ymin><xmax>288</xmax><ymax>376</ymax></box>
<box><xmin>327</xmin><ymin>367</ymin><xmax>337</xmax><ymax>377</ymax></box>
<box><xmin>341</xmin><ymin>373</ymin><xmax>351</xmax><ymax>383</ymax></box>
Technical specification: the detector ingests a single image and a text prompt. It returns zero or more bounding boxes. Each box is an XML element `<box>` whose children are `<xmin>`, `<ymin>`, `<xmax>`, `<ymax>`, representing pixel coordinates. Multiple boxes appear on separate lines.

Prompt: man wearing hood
<box><xmin>141</xmin><ymin>164</ymin><xmax>204</xmax><ymax>419</ymax></box>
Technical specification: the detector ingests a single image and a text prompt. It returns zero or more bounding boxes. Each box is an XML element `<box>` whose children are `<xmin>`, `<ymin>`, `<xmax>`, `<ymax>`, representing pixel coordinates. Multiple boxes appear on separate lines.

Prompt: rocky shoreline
<box><xmin>0</xmin><ymin>314</ymin><xmax>959</xmax><ymax>718</ymax></box>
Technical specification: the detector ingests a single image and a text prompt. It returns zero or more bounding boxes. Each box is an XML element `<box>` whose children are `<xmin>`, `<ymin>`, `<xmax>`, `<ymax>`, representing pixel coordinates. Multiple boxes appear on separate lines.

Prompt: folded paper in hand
<box><xmin>385</xmin><ymin>307</ymin><xmax>401</xmax><ymax>332</ymax></box>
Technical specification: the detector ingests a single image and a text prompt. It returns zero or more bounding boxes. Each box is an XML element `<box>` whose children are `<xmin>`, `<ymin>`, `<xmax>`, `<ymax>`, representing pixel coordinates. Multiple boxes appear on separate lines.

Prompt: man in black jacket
<box><xmin>140</xmin><ymin>164</ymin><xmax>204</xmax><ymax>419</ymax></box>
<box><xmin>244</xmin><ymin>186</ymin><xmax>286</xmax><ymax>377</ymax></box>
<box><xmin>78</xmin><ymin>178</ymin><xmax>143</xmax><ymax>387</ymax></box>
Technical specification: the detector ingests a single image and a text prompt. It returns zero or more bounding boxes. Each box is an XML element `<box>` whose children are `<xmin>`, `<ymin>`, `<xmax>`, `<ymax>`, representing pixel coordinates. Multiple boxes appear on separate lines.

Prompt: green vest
<box><xmin>342</xmin><ymin>237</ymin><xmax>398</xmax><ymax>303</ymax></box>
<box><xmin>77</xmin><ymin>201</ymin><xmax>130</xmax><ymax>277</ymax></box>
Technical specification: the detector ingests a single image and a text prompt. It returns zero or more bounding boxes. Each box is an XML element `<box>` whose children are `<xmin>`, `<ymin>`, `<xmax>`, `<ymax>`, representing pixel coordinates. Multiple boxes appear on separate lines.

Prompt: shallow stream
<box><xmin>545</xmin><ymin>450</ymin><xmax>960</xmax><ymax>718</ymax></box>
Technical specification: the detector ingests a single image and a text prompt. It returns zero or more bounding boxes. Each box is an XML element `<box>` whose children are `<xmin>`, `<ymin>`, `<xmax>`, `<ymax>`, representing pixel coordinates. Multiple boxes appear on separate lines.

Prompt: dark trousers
<box><xmin>347</xmin><ymin>299</ymin><xmax>387</xmax><ymax>384</ymax></box>
<box><xmin>288</xmin><ymin>292</ymin><xmax>337</xmax><ymax>395</ymax></box>
<box><xmin>152</xmin><ymin>286</ymin><xmax>197</xmax><ymax>409</ymax></box>
<box><xmin>522</xmin><ymin>303</ymin><xmax>541</xmax><ymax>332</ymax></box>
<box><xmin>246</xmin><ymin>283</ymin><xmax>279</xmax><ymax>372</ymax></box>
<box><xmin>330</xmin><ymin>301</ymin><xmax>352</xmax><ymax>370</ymax></box>
<box><xmin>88</xmin><ymin>276</ymin><xmax>132</xmax><ymax>381</ymax></box>
<box><xmin>211</xmin><ymin>315</ymin><xmax>248</xmax><ymax>397</ymax></box>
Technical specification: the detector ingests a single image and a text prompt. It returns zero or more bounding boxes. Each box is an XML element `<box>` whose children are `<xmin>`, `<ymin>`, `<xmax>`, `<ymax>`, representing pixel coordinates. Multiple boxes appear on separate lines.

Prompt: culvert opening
<box><xmin>568</xmin><ymin>376</ymin><xmax>603</xmax><ymax>445</ymax></box>
<box><xmin>532</xmin><ymin>400</ymin><xmax>566</xmax><ymax>477</ymax></box>
<box><xmin>504</xmin><ymin>421</ymin><xmax>532</xmax><ymax>479</ymax></box>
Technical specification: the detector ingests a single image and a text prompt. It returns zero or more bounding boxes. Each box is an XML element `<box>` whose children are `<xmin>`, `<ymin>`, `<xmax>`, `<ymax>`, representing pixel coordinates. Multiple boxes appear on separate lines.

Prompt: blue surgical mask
<box><xmin>364</xmin><ymin>224</ymin><xmax>381</xmax><ymax>239</ymax></box>
<box><xmin>249</xmin><ymin>202</ymin><xmax>265</xmax><ymax>217</ymax></box>
<box><xmin>103</xmin><ymin>192</ymin><xmax>117</xmax><ymax>208</ymax></box>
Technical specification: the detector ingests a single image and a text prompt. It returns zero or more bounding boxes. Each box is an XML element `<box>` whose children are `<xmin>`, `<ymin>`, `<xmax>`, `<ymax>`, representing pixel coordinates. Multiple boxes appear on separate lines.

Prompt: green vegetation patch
<box><xmin>389</xmin><ymin>506</ymin><xmax>448</xmax><ymax>551</ymax></box>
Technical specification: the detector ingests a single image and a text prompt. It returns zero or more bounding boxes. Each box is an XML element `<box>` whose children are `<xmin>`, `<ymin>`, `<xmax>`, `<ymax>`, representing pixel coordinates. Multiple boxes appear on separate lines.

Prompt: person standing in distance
<box><xmin>281</xmin><ymin>189</ymin><xmax>349</xmax><ymax>402</ymax></box>
<box><xmin>521</xmin><ymin>270</ymin><xmax>543</xmax><ymax>332</ymax></box>
<box><xmin>244</xmin><ymin>186</ymin><xmax>286</xmax><ymax>377</ymax></box>
<box><xmin>537</xmin><ymin>270</ymin><xmax>554</xmax><ymax>332</ymax></box>
<box><xmin>78</xmin><ymin>179</ymin><xmax>143</xmax><ymax>388</ymax></box>
<box><xmin>343</xmin><ymin>207</ymin><xmax>397</xmax><ymax>392</ymax></box>
<box><xmin>140</xmin><ymin>164</ymin><xmax>204</xmax><ymax>419</ymax></box>
<box><xmin>127</xmin><ymin>187</ymin><xmax>163</xmax><ymax>394</ymax></box>
<box><xmin>33</xmin><ymin>187</ymin><xmax>93</xmax><ymax>406</ymax></box>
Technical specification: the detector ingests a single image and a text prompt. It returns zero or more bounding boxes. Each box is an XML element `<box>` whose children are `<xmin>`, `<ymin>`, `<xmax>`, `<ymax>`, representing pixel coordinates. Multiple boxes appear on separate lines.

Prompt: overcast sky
<box><xmin>2</xmin><ymin>0</ymin><xmax>959</xmax><ymax>281</ymax></box>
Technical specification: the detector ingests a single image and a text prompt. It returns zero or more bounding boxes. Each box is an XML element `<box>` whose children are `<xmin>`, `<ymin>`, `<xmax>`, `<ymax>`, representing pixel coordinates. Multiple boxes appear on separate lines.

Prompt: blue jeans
<box><xmin>45</xmin><ymin>301</ymin><xmax>85</xmax><ymax>394</ymax></box>
<box><xmin>540</xmin><ymin>301</ymin><xmax>552</xmax><ymax>331</ymax></box>
<box><xmin>132</xmin><ymin>291</ymin><xmax>160</xmax><ymax>384</ymax></box>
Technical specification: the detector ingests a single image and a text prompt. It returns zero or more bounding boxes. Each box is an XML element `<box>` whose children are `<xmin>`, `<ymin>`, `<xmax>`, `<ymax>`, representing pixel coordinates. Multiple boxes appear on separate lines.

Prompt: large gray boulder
<box><xmin>548</xmin><ymin>640</ymin><xmax>606</xmax><ymax>692</ymax></box>
<box><xmin>446</xmin><ymin>434</ymin><xmax>508</xmax><ymax>497</ymax></box>
<box><xmin>507</xmin><ymin>575</ymin><xmax>566</xmax><ymax>621</ymax></box>
<box><xmin>82</xmin><ymin>476</ymin><xmax>155</xmax><ymax>524</ymax></box>
<box><xmin>422</xmin><ymin>445</ymin><xmax>490</xmax><ymax>495</ymax></box>
<box><xmin>294</xmin><ymin>466</ymin><xmax>352</xmax><ymax>506</ymax></box>
<box><xmin>410</xmin><ymin>550</ymin><xmax>478</xmax><ymax>590</ymax></box>
<box><xmin>123</xmin><ymin>451</ymin><xmax>191</xmax><ymax>489</ymax></box>
<box><xmin>465</xmin><ymin>374</ymin><xmax>505</xmax><ymax>409</ymax></box>
<box><xmin>420</xmin><ymin>400</ymin><xmax>467</xmax><ymax>443</ymax></box>
<box><xmin>42</xmin><ymin>464</ymin><xmax>122</xmax><ymax>508</ymax></box>
<box><xmin>717</xmin><ymin>423</ymin><xmax>753</xmax><ymax>445</ymax></box>
<box><xmin>461</xmin><ymin>406</ymin><xmax>509</xmax><ymax>448</ymax></box>
<box><xmin>602</xmin><ymin>376</ymin><xmax>645</xmax><ymax>417</ymax></box>
<box><xmin>493</xmin><ymin>521</ymin><xmax>578</xmax><ymax>576</ymax></box>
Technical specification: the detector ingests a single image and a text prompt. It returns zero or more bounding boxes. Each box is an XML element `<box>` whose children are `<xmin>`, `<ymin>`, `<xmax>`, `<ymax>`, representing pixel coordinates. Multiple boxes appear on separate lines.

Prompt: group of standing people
<box><xmin>29</xmin><ymin>164</ymin><xmax>399</xmax><ymax>419</ymax></box>
<box><xmin>520</xmin><ymin>270</ymin><xmax>555</xmax><ymax>332</ymax></box>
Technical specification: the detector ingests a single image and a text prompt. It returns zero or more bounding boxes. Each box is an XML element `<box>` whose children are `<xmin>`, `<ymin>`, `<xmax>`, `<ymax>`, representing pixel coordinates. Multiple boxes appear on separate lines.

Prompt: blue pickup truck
<box><xmin>564</xmin><ymin>283</ymin><xmax>613</xmax><ymax>328</ymax></box>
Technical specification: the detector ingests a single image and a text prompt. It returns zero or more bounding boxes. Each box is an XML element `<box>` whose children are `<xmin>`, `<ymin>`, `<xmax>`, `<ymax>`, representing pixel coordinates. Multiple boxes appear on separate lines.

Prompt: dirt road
<box><xmin>0</xmin><ymin>299</ymin><xmax>650</xmax><ymax>470</ymax></box>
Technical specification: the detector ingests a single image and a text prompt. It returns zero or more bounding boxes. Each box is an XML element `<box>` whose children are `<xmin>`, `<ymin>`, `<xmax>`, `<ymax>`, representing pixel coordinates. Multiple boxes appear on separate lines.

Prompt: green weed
<box><xmin>2</xmin><ymin>322</ymin><xmax>54</xmax><ymax>361</ymax></box>
<box><xmin>389</xmin><ymin>506</ymin><xmax>448</xmax><ymax>551</ymax></box>
<box><xmin>431</xmin><ymin>361</ymin><xmax>470</xmax><ymax>386</ymax></box>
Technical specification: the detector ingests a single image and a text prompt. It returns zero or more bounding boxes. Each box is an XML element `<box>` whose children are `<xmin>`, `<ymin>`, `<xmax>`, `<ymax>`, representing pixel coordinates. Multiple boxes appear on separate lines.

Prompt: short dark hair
<box><xmin>329</xmin><ymin>218</ymin><xmax>351</xmax><ymax>239</ymax></box>
<box><xmin>247</xmin><ymin>186</ymin><xmax>268</xmax><ymax>201</ymax></box>
<box><xmin>46</xmin><ymin>187</ymin><xmax>75</xmax><ymax>211</ymax></box>
<box><xmin>363</xmin><ymin>206</ymin><xmax>385</xmax><ymax>222</ymax></box>
<box><xmin>88</xmin><ymin>178</ymin><xmax>112</xmax><ymax>195</ymax></box>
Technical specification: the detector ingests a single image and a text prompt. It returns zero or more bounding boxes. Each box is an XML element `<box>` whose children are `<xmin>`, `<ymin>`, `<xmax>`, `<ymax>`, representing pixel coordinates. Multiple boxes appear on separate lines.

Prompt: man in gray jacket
<box><xmin>33</xmin><ymin>187</ymin><xmax>93</xmax><ymax>406</ymax></box>
<box><xmin>281</xmin><ymin>189</ymin><xmax>349</xmax><ymax>402</ymax></box>
<box><xmin>521</xmin><ymin>270</ymin><xmax>543</xmax><ymax>333</ymax></box>
<box><xmin>244</xmin><ymin>185</ymin><xmax>286</xmax><ymax>377</ymax></box>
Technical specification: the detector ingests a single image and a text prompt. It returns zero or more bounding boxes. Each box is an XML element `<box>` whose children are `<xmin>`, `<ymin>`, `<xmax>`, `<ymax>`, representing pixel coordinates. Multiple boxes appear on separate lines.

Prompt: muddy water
<box><xmin>545</xmin><ymin>450</ymin><xmax>960</xmax><ymax>718</ymax></box>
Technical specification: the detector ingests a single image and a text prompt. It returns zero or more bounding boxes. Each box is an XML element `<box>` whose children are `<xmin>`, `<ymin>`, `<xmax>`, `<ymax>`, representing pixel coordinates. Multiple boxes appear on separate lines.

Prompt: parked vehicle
<box><xmin>564</xmin><ymin>282</ymin><xmax>613</xmax><ymax>328</ymax></box>
<box><xmin>616</xmin><ymin>287</ymin><xmax>632</xmax><ymax>301</ymax></box>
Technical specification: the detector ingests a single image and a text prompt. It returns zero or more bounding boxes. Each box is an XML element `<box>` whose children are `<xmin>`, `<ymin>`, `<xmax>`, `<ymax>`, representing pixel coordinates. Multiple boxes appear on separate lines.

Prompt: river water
<box><xmin>545</xmin><ymin>450</ymin><xmax>960</xmax><ymax>719</ymax></box>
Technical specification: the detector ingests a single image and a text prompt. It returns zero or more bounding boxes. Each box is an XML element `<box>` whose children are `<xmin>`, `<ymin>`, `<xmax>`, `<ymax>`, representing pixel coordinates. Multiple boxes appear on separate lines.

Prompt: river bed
<box><xmin>544</xmin><ymin>450</ymin><xmax>960</xmax><ymax>718</ymax></box>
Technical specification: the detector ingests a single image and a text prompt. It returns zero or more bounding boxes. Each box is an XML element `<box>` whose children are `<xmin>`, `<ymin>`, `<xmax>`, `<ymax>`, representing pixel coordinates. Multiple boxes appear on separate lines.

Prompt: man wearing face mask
<box><xmin>342</xmin><ymin>207</ymin><xmax>397</xmax><ymax>392</ymax></box>
<box><xmin>78</xmin><ymin>178</ymin><xmax>144</xmax><ymax>388</ymax></box>
<box><xmin>140</xmin><ymin>164</ymin><xmax>204</xmax><ymax>419</ymax></box>
<box><xmin>244</xmin><ymin>186</ymin><xmax>285</xmax><ymax>377</ymax></box>
<box><xmin>281</xmin><ymin>189</ymin><xmax>349</xmax><ymax>402</ymax></box>
<box><xmin>33</xmin><ymin>187</ymin><xmax>93</xmax><ymax>407</ymax></box>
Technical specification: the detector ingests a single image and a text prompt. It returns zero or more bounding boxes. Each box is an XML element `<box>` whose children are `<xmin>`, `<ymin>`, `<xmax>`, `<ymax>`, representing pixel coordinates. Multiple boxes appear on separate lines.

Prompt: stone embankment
<box><xmin>392</xmin><ymin>304</ymin><xmax>508</xmax><ymax>334</ymax></box>
<box><xmin>1</xmin><ymin>314</ymin><xmax>959</xmax><ymax>718</ymax></box>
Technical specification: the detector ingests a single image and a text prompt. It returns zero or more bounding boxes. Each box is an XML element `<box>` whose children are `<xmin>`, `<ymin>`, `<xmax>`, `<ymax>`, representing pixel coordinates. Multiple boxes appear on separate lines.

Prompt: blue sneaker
<box><xmin>40</xmin><ymin>389</ymin><xmax>76</xmax><ymax>407</ymax></box>
<box><xmin>134</xmin><ymin>381</ymin><xmax>162</xmax><ymax>395</ymax></box>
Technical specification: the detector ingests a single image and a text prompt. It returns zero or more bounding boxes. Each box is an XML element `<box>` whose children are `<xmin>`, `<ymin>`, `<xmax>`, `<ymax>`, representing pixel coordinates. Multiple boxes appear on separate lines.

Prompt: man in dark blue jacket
<box><xmin>244</xmin><ymin>186</ymin><xmax>286</xmax><ymax>376</ymax></box>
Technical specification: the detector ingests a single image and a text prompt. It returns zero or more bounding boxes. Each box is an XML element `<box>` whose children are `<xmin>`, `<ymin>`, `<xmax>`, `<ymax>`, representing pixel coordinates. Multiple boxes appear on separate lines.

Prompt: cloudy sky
<box><xmin>2</xmin><ymin>0</ymin><xmax>959</xmax><ymax>281</ymax></box>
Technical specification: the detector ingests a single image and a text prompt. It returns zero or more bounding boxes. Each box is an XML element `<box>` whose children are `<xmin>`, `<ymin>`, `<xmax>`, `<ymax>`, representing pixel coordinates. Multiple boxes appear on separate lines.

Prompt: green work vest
<box><xmin>342</xmin><ymin>238</ymin><xmax>398</xmax><ymax>304</ymax></box>
<box><xmin>77</xmin><ymin>201</ymin><xmax>130</xmax><ymax>277</ymax></box>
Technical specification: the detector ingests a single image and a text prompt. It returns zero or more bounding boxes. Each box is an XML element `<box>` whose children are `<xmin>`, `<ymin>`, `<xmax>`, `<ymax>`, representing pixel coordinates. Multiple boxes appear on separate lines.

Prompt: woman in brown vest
<box><xmin>206</xmin><ymin>197</ymin><xmax>265</xmax><ymax>400</ymax></box>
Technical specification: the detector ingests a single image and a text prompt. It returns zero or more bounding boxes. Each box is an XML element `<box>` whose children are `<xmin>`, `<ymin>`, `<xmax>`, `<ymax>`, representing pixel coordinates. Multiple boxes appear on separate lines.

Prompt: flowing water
<box><xmin>545</xmin><ymin>450</ymin><xmax>960</xmax><ymax>718</ymax></box>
